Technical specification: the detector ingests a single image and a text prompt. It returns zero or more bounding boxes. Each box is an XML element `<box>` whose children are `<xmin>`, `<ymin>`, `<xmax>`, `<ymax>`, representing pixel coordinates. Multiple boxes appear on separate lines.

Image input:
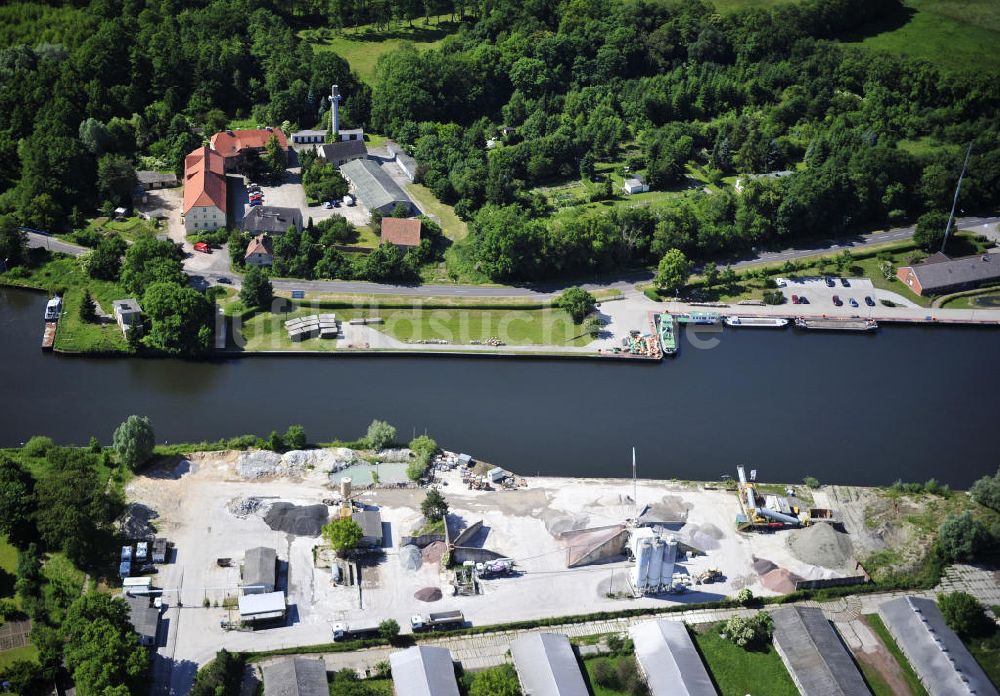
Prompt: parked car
<box><xmin>249</xmin><ymin>199</ymin><xmax>262</xmax><ymax>207</ymax></box>
<box><xmin>250</xmin><ymin>193</ymin><xmax>263</xmax><ymax>201</ymax></box>
<box><xmin>218</xmin><ymin>277</ymin><xmax>231</xmax><ymax>284</ymax></box>
<box><xmin>791</xmin><ymin>294</ymin><xmax>799</xmax><ymax>304</ymax></box>
<box><xmin>849</xmin><ymin>297</ymin><xmax>858</xmax><ymax>307</ymax></box>
<box><xmin>323</xmin><ymin>201</ymin><xmax>333</xmax><ymax>209</ymax></box>
<box><xmin>840</xmin><ymin>278</ymin><xmax>850</xmax><ymax>287</ymax></box>
<box><xmin>864</xmin><ymin>296</ymin><xmax>875</xmax><ymax>306</ymax></box>
<box><xmin>832</xmin><ymin>295</ymin><xmax>843</xmax><ymax>306</ymax></box>
<box><xmin>775</xmin><ymin>277</ymin><xmax>788</xmax><ymax>287</ymax></box>
<box><xmin>825</xmin><ymin>277</ymin><xmax>835</xmax><ymax>287</ymax></box>
<box><xmin>798</xmin><ymin>296</ymin><xmax>809</xmax><ymax>304</ymax></box>
<box><xmin>193</xmin><ymin>242</ymin><xmax>211</xmax><ymax>254</ymax></box>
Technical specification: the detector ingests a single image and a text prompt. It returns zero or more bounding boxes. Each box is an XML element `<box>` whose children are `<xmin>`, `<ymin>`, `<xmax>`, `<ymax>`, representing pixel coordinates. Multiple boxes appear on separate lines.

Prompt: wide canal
<box><xmin>2</xmin><ymin>287</ymin><xmax>997</xmax><ymax>487</ymax></box>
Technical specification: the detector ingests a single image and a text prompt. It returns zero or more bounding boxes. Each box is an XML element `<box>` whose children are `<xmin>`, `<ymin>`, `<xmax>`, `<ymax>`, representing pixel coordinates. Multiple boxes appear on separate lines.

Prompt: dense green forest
<box><xmin>0</xmin><ymin>0</ymin><xmax>998</xmax><ymax>285</ymax></box>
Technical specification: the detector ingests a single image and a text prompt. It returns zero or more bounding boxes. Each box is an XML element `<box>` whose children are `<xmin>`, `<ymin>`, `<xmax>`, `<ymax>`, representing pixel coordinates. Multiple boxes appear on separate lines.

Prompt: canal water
<box><xmin>2</xmin><ymin>287</ymin><xmax>997</xmax><ymax>487</ymax></box>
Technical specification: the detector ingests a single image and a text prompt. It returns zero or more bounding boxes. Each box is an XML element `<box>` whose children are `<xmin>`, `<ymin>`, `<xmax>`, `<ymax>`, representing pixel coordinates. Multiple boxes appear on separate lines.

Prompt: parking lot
<box><xmin>778</xmin><ymin>276</ymin><xmax>916</xmax><ymax>311</ymax></box>
<box><xmin>236</xmin><ymin>167</ymin><xmax>372</xmax><ymax>229</ymax></box>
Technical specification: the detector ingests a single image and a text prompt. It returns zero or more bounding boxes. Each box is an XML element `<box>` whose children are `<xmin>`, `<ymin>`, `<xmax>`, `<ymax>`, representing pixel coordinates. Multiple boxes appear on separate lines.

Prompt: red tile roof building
<box><xmin>380</xmin><ymin>218</ymin><xmax>422</xmax><ymax>248</ymax></box>
<box><xmin>210</xmin><ymin>128</ymin><xmax>288</xmax><ymax>172</ymax></box>
<box><xmin>182</xmin><ymin>146</ymin><xmax>227</xmax><ymax>233</ymax></box>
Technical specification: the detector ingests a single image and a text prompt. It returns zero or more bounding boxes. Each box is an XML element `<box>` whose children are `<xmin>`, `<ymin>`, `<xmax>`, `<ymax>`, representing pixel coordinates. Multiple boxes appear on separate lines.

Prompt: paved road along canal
<box><xmin>2</xmin><ymin>287</ymin><xmax>998</xmax><ymax>487</ymax></box>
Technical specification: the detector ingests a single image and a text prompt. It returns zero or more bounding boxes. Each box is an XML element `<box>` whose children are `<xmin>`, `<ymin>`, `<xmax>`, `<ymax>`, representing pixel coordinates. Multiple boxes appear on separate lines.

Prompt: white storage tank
<box><xmin>340</xmin><ymin>477</ymin><xmax>352</xmax><ymax>498</ymax></box>
<box><xmin>633</xmin><ymin>538</ymin><xmax>652</xmax><ymax>592</ymax></box>
<box><xmin>647</xmin><ymin>537</ymin><xmax>666</xmax><ymax>590</ymax></box>
<box><xmin>663</xmin><ymin>536</ymin><xmax>678</xmax><ymax>583</ymax></box>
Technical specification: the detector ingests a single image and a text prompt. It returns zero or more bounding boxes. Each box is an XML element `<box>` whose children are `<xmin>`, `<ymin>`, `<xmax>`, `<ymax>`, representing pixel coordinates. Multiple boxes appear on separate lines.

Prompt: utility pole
<box><xmin>632</xmin><ymin>447</ymin><xmax>638</xmax><ymax>519</ymax></box>
<box><xmin>941</xmin><ymin>142</ymin><xmax>973</xmax><ymax>254</ymax></box>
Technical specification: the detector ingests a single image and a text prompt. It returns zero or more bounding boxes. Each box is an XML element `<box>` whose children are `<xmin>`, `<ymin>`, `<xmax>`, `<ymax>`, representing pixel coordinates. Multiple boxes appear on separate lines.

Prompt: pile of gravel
<box><xmin>399</xmin><ymin>545</ymin><xmax>423</xmax><ymax>572</ymax></box>
<box><xmin>752</xmin><ymin>557</ymin><xmax>778</xmax><ymax>575</ymax></box>
<box><xmin>678</xmin><ymin>522</ymin><xmax>723</xmax><ymax>551</ymax></box>
<box><xmin>422</xmin><ymin>541</ymin><xmax>446</xmax><ymax>564</ymax></box>
<box><xmin>414</xmin><ymin>586</ymin><xmax>442</xmax><ymax>602</ymax></box>
<box><xmin>761</xmin><ymin>567</ymin><xmax>804</xmax><ymax>593</ymax></box>
<box><xmin>236</xmin><ymin>450</ymin><xmax>286</xmax><ymax>479</ymax></box>
<box><xmin>226</xmin><ymin>497</ymin><xmax>269</xmax><ymax>519</ymax></box>
<box><xmin>263</xmin><ymin>502</ymin><xmax>328</xmax><ymax>536</ymax></box>
<box><xmin>787</xmin><ymin>523</ymin><xmax>853</xmax><ymax>569</ymax></box>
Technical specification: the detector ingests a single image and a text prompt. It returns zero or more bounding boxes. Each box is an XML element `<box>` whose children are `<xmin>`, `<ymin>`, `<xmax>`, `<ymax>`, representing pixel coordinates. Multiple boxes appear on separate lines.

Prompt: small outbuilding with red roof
<box><xmin>380</xmin><ymin>218</ymin><xmax>422</xmax><ymax>249</ymax></box>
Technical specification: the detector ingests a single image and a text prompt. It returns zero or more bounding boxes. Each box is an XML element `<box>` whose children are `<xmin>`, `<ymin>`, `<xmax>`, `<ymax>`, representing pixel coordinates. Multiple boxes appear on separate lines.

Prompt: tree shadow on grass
<box><xmin>837</xmin><ymin>3</ymin><xmax>917</xmax><ymax>44</ymax></box>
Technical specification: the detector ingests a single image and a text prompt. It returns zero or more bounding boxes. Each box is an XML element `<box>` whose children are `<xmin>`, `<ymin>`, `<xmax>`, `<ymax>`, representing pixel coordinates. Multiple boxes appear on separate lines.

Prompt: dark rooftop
<box><xmin>909</xmin><ymin>252</ymin><xmax>1000</xmax><ymax>291</ymax></box>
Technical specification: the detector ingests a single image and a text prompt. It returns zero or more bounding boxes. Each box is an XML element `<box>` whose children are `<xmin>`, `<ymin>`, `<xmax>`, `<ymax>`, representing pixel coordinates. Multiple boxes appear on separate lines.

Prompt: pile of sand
<box><xmin>679</xmin><ymin>522</ymin><xmax>723</xmax><ymax>551</ymax></box>
<box><xmin>422</xmin><ymin>541</ymin><xmax>446</xmax><ymax>564</ymax></box>
<box><xmin>752</xmin><ymin>557</ymin><xmax>778</xmax><ymax>575</ymax></box>
<box><xmin>399</xmin><ymin>545</ymin><xmax>423</xmax><ymax>571</ymax></box>
<box><xmin>262</xmin><ymin>503</ymin><xmax>328</xmax><ymax>536</ymax></box>
<box><xmin>761</xmin><ymin>567</ymin><xmax>804</xmax><ymax>593</ymax></box>
<box><xmin>414</xmin><ymin>586</ymin><xmax>442</xmax><ymax>602</ymax></box>
<box><xmin>787</xmin><ymin>524</ymin><xmax>853</xmax><ymax>569</ymax></box>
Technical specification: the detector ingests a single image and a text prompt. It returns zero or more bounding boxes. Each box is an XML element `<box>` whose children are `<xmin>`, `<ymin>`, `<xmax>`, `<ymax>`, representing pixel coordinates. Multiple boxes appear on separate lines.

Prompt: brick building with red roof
<box><xmin>210</xmin><ymin>128</ymin><xmax>288</xmax><ymax>172</ymax></box>
<box><xmin>182</xmin><ymin>146</ymin><xmax>227</xmax><ymax>233</ymax></box>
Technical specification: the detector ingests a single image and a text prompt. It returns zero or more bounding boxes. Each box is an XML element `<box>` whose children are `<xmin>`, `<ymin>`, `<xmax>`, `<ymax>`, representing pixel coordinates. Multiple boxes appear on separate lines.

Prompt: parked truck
<box><xmin>410</xmin><ymin>610</ymin><xmax>465</xmax><ymax>632</ymax></box>
<box><xmin>332</xmin><ymin>620</ymin><xmax>381</xmax><ymax>641</ymax></box>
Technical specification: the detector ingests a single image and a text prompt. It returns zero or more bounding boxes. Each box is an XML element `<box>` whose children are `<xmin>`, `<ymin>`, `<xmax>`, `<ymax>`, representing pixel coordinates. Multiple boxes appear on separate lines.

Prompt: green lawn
<box><xmin>2</xmin><ymin>254</ymin><xmax>129</xmax><ymax>353</ymax></box>
<box><xmin>0</xmin><ymin>644</ymin><xmax>39</xmax><ymax>671</ymax></box>
<box><xmin>0</xmin><ymin>533</ymin><xmax>17</xmax><ymax>602</ymax></box>
<box><xmin>712</xmin><ymin>0</ymin><xmax>1000</xmax><ymax>75</ymax></box>
<box><xmin>405</xmin><ymin>183</ymin><xmax>468</xmax><ymax>241</ymax></box>
<box><xmin>864</xmin><ymin>615</ymin><xmax>929</xmax><ymax>696</ymax></box>
<box><xmin>693</xmin><ymin>623</ymin><xmax>799</xmax><ymax>696</ymax></box>
<box><xmin>300</xmin><ymin>16</ymin><xmax>460</xmax><ymax>84</ymax></box>
<box><xmin>580</xmin><ymin>655</ymin><xmax>644</xmax><ymax>696</ymax></box>
<box><xmin>940</xmin><ymin>287</ymin><xmax>1000</xmax><ymax>309</ymax></box>
<box><xmin>238</xmin><ymin>304</ymin><xmax>592</xmax><ymax>351</ymax></box>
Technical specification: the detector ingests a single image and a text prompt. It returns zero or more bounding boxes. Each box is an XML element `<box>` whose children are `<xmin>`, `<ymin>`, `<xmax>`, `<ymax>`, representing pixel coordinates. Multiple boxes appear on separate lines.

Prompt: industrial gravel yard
<box><xmin>127</xmin><ymin>447</ymin><xmax>863</xmax><ymax>694</ymax></box>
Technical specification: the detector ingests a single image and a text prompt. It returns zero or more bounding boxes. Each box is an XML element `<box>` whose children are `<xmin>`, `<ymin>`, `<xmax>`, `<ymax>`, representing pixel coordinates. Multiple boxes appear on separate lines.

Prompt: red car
<box><xmin>193</xmin><ymin>242</ymin><xmax>211</xmax><ymax>254</ymax></box>
<box><xmin>832</xmin><ymin>295</ymin><xmax>843</xmax><ymax>306</ymax></box>
<box><xmin>791</xmin><ymin>294</ymin><xmax>799</xmax><ymax>304</ymax></box>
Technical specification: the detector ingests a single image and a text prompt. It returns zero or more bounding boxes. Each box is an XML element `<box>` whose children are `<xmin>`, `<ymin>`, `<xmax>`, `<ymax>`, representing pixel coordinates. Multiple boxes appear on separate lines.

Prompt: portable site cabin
<box><xmin>122</xmin><ymin>577</ymin><xmax>153</xmax><ymax>595</ymax></box>
<box><xmin>152</xmin><ymin>538</ymin><xmax>167</xmax><ymax>563</ymax></box>
<box><xmin>135</xmin><ymin>541</ymin><xmax>149</xmax><ymax>561</ymax></box>
<box><xmin>487</xmin><ymin>467</ymin><xmax>508</xmax><ymax>483</ymax></box>
<box><xmin>457</xmin><ymin>454</ymin><xmax>473</xmax><ymax>468</ymax></box>
<box><xmin>238</xmin><ymin>591</ymin><xmax>286</xmax><ymax>627</ymax></box>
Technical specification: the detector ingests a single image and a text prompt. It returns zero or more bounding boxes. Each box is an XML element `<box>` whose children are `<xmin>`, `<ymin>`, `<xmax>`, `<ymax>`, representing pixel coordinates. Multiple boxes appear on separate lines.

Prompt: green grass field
<box><xmin>2</xmin><ymin>255</ymin><xmax>129</xmax><ymax>353</ymax></box>
<box><xmin>580</xmin><ymin>655</ymin><xmax>644</xmax><ymax>696</ymax></box>
<box><xmin>713</xmin><ymin>0</ymin><xmax>1000</xmax><ymax>75</ymax></box>
<box><xmin>300</xmin><ymin>16</ymin><xmax>459</xmax><ymax>84</ymax></box>
<box><xmin>405</xmin><ymin>183</ymin><xmax>468</xmax><ymax>241</ymax></box>
<box><xmin>238</xmin><ymin>303</ymin><xmax>592</xmax><ymax>351</ymax></box>
<box><xmin>693</xmin><ymin>623</ymin><xmax>799</xmax><ymax>696</ymax></box>
<box><xmin>0</xmin><ymin>644</ymin><xmax>39</xmax><ymax>671</ymax></box>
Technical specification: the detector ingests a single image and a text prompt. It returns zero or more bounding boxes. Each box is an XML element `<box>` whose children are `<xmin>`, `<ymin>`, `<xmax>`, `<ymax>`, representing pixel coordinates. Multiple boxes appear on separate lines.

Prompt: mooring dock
<box><xmin>41</xmin><ymin>321</ymin><xmax>57</xmax><ymax>350</ymax></box>
<box><xmin>794</xmin><ymin>317</ymin><xmax>878</xmax><ymax>331</ymax></box>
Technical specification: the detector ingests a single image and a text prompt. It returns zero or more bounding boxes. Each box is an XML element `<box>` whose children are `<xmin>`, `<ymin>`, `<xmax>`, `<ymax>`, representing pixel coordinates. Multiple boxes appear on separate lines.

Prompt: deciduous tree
<box><xmin>323</xmin><ymin>518</ymin><xmax>363</xmax><ymax>557</ymax></box>
<box><xmin>112</xmin><ymin>415</ymin><xmax>155</xmax><ymax>471</ymax></box>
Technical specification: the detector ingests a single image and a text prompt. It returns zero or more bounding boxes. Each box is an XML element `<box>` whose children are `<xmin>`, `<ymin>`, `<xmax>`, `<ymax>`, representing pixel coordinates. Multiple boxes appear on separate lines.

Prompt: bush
<box><xmin>720</xmin><ymin>611</ymin><xmax>773</xmax><ymax>649</ymax></box>
<box><xmin>378</xmin><ymin>619</ymin><xmax>400</xmax><ymax>642</ymax></box>
<box><xmin>283</xmin><ymin>425</ymin><xmax>307</xmax><ymax>450</ymax></box>
<box><xmin>468</xmin><ymin>664</ymin><xmax>521</xmax><ymax>696</ymax></box>
<box><xmin>938</xmin><ymin>592</ymin><xmax>993</xmax><ymax>637</ymax></box>
<box><xmin>732</xmin><ymin>588</ymin><xmax>754</xmax><ymax>606</ymax></box>
<box><xmin>23</xmin><ymin>436</ymin><xmax>55</xmax><ymax>457</ymax></box>
<box><xmin>365</xmin><ymin>419</ymin><xmax>396</xmax><ymax>450</ymax></box>
<box><xmin>970</xmin><ymin>468</ymin><xmax>1000</xmax><ymax>512</ymax></box>
<box><xmin>373</xmin><ymin>660</ymin><xmax>391</xmax><ymax>678</ymax></box>
<box><xmin>267</xmin><ymin>430</ymin><xmax>284</xmax><ymax>452</ymax></box>
<box><xmin>762</xmin><ymin>290</ymin><xmax>785</xmax><ymax>305</ymax></box>
<box><xmin>592</xmin><ymin>660</ymin><xmax>621</xmax><ymax>689</ymax></box>
<box><xmin>938</xmin><ymin>512</ymin><xmax>989</xmax><ymax>562</ymax></box>
<box><xmin>803</xmin><ymin>476</ymin><xmax>820</xmax><ymax>488</ymax></box>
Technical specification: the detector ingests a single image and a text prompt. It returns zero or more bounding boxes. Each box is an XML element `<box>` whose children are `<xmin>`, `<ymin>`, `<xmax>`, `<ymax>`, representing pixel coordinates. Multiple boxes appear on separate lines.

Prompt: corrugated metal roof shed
<box><xmin>243</xmin><ymin>547</ymin><xmax>277</xmax><ymax>592</ymax></box>
<box><xmin>352</xmin><ymin>509</ymin><xmax>383</xmax><ymax>546</ymax></box>
<box><xmin>878</xmin><ymin>596</ymin><xmax>998</xmax><ymax>696</ymax></box>
<box><xmin>510</xmin><ymin>633</ymin><xmax>588</xmax><ymax>696</ymax></box>
<box><xmin>389</xmin><ymin>646</ymin><xmax>460</xmax><ymax>696</ymax></box>
<box><xmin>262</xmin><ymin>657</ymin><xmax>328</xmax><ymax>696</ymax></box>
<box><xmin>340</xmin><ymin>159</ymin><xmax>412</xmax><ymax>214</ymax></box>
<box><xmin>238</xmin><ymin>591</ymin><xmax>286</xmax><ymax>619</ymax></box>
<box><xmin>630</xmin><ymin>620</ymin><xmax>716</xmax><ymax>696</ymax></box>
<box><xmin>125</xmin><ymin>596</ymin><xmax>159</xmax><ymax>646</ymax></box>
<box><xmin>320</xmin><ymin>139</ymin><xmax>368</xmax><ymax>163</ymax></box>
<box><xmin>771</xmin><ymin>606</ymin><xmax>870</xmax><ymax>696</ymax></box>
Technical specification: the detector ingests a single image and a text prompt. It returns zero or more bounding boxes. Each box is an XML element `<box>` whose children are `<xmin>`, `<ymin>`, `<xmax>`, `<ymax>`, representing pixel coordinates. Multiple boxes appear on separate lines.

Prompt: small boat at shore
<box><xmin>657</xmin><ymin>314</ymin><xmax>677</xmax><ymax>355</ymax></box>
<box><xmin>723</xmin><ymin>316</ymin><xmax>789</xmax><ymax>328</ymax></box>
